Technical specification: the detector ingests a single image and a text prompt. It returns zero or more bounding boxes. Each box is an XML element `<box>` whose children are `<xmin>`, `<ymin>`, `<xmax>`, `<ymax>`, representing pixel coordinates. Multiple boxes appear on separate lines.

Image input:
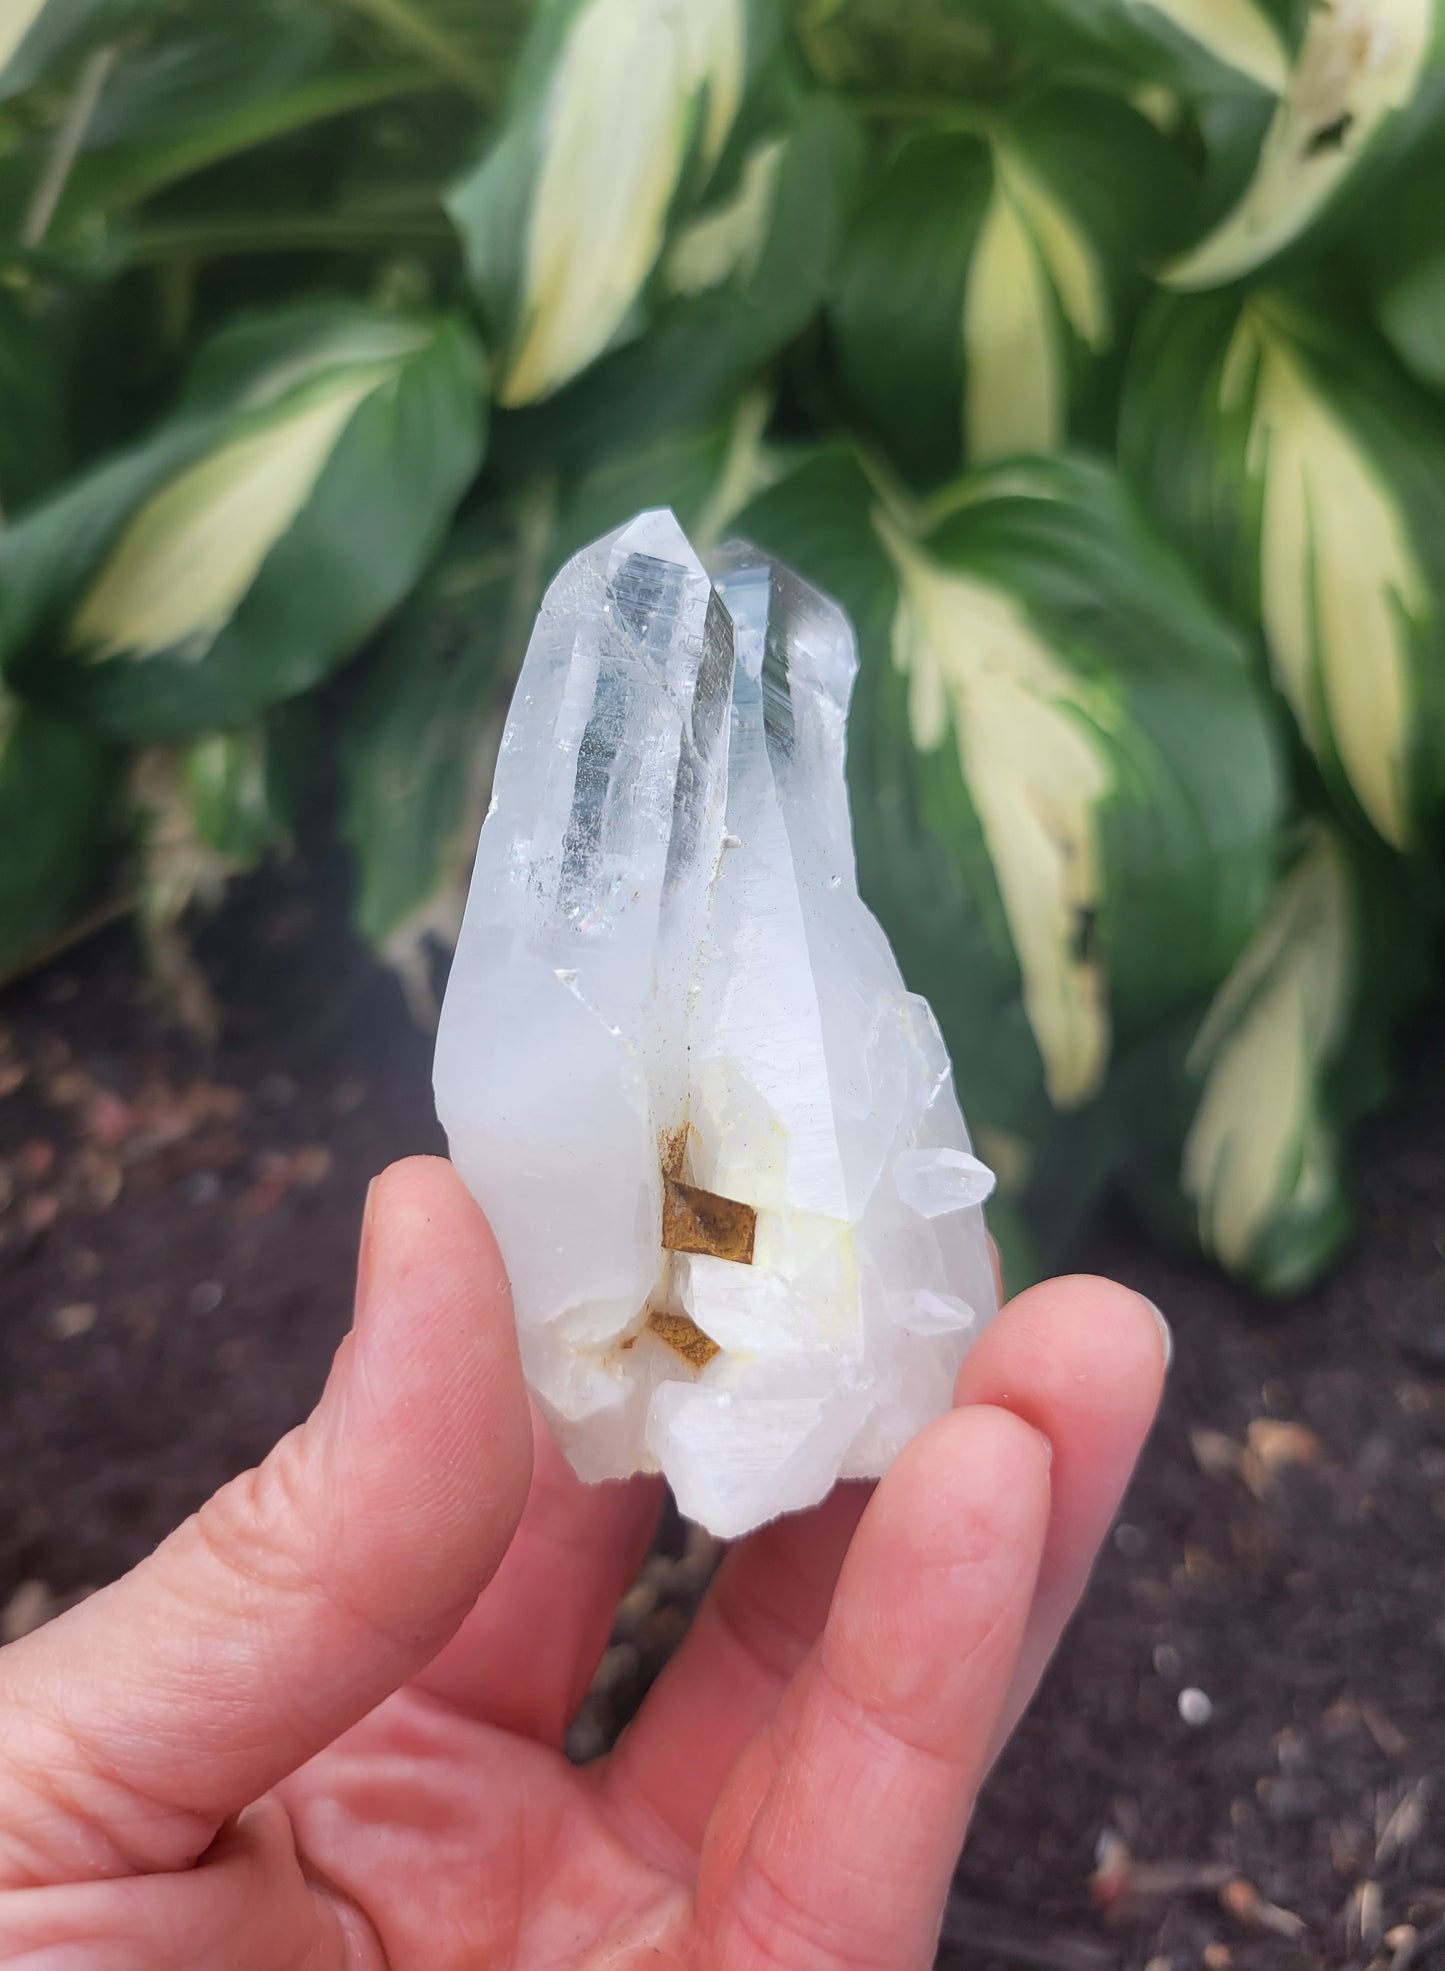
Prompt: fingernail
<box><xmin>1139</xmin><ymin>1294</ymin><xmax>1172</xmax><ymax>1371</ymax></box>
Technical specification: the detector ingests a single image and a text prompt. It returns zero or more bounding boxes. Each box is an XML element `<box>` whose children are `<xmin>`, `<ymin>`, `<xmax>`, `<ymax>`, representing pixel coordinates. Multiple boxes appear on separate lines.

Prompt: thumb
<box><xmin>0</xmin><ymin>1156</ymin><xmax>532</xmax><ymax>1890</ymax></box>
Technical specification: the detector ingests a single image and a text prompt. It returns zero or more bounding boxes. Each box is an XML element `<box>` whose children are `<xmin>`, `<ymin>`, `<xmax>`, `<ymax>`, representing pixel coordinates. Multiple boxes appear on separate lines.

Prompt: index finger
<box><xmin>953</xmin><ymin>1273</ymin><xmax>1168</xmax><ymax>1754</ymax></box>
<box><xmin>699</xmin><ymin>1404</ymin><xmax>1052</xmax><ymax>1971</ymax></box>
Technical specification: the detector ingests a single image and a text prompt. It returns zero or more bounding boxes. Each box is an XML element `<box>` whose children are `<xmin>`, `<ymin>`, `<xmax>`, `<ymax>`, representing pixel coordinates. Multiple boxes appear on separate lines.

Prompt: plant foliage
<box><xmin>1</xmin><ymin>0</ymin><xmax>1441</xmax><ymax>1291</ymax></box>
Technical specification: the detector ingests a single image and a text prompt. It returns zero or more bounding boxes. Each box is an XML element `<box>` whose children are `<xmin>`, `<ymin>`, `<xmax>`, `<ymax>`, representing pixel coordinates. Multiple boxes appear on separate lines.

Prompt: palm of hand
<box><xmin>278</xmin><ymin>1440</ymin><xmax>1014</xmax><ymax>1971</ymax></box>
<box><xmin>0</xmin><ymin>1160</ymin><xmax>1164</xmax><ymax>1971</ymax></box>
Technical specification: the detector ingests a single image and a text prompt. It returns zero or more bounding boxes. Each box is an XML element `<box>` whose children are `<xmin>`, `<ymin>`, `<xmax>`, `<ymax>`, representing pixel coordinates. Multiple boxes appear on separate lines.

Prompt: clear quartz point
<box><xmin>435</xmin><ymin>511</ymin><xmax>997</xmax><ymax>1538</ymax></box>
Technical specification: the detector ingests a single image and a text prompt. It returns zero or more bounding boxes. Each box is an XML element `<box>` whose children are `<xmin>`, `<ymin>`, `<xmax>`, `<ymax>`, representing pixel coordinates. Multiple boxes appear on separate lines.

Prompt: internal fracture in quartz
<box><xmin>435</xmin><ymin>511</ymin><xmax>997</xmax><ymax>1538</ymax></box>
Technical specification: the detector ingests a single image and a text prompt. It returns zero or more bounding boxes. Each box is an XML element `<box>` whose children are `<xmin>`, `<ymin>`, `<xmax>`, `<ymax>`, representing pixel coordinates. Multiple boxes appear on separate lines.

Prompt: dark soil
<box><xmin>2</xmin><ymin>851</ymin><xmax>1443</xmax><ymax>1971</ymax></box>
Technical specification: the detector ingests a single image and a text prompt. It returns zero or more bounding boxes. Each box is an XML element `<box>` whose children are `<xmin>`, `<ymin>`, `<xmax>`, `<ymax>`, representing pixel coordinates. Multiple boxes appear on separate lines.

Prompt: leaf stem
<box><xmin>333</xmin><ymin>0</ymin><xmax>501</xmax><ymax>103</ymax></box>
<box><xmin>21</xmin><ymin>42</ymin><xmax>119</xmax><ymax>247</ymax></box>
<box><xmin>125</xmin><ymin>207</ymin><xmax>454</xmax><ymax>263</ymax></box>
<box><xmin>854</xmin><ymin>440</ymin><xmax>929</xmax><ymax>537</ymax></box>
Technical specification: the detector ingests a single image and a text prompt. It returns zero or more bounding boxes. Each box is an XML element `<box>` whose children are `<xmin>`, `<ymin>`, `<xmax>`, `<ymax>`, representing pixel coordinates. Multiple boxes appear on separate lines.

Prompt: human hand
<box><xmin>0</xmin><ymin>1156</ymin><xmax>1166</xmax><ymax>1970</ymax></box>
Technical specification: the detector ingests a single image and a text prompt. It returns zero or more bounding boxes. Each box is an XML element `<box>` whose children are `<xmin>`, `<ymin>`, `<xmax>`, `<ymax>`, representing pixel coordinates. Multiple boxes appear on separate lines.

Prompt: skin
<box><xmin>0</xmin><ymin>1156</ymin><xmax>1167</xmax><ymax>1971</ymax></box>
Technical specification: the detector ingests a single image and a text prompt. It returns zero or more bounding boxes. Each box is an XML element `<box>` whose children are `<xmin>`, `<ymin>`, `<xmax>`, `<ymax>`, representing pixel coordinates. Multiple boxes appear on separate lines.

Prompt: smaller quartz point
<box><xmin>435</xmin><ymin>512</ymin><xmax>997</xmax><ymax>1538</ymax></box>
<box><xmin>893</xmin><ymin>1148</ymin><xmax>996</xmax><ymax>1218</ymax></box>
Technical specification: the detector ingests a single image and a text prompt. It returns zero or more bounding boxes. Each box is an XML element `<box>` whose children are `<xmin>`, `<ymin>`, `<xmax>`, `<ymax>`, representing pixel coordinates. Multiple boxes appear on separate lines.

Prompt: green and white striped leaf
<box><xmin>663</xmin><ymin>132</ymin><xmax>786</xmax><ymax>297</ymax></box>
<box><xmin>1120</xmin><ymin>291</ymin><xmax>1445</xmax><ymax>849</ymax></box>
<box><xmin>829</xmin><ymin>92</ymin><xmax>1190</xmax><ymax>486</ymax></box>
<box><xmin>490</xmin><ymin>92</ymin><xmax>860</xmax><ymax>475</ymax></box>
<box><xmin>962</xmin><ymin>142</ymin><xmax>1113</xmax><ymax>464</ymax></box>
<box><xmin>1165</xmin><ymin>0</ymin><xmax>1436</xmax><ymax>288</ymax></box>
<box><xmin>0</xmin><ymin>302</ymin><xmax>486</xmax><ymax>740</ymax></box>
<box><xmin>1113</xmin><ymin>807</ymin><xmax>1442</xmax><ymax>1290</ymax></box>
<box><xmin>449</xmin><ymin>0</ymin><xmax>753</xmax><ymax>405</ymax></box>
<box><xmin>1181</xmin><ymin>825</ymin><xmax>1352</xmax><ymax>1284</ymax></box>
<box><xmin>877</xmin><ymin>507</ymin><xmax>1118</xmax><ymax>1107</ymax></box>
<box><xmin>732</xmin><ymin>449</ymin><xmax>1282</xmax><ymax>1145</ymax></box>
<box><xmin>1169</xmin><ymin>818</ymin><xmax>1437</xmax><ymax>1291</ymax></box>
<box><xmin>0</xmin><ymin>692</ymin><xmax>116</xmax><ymax>973</ymax></box>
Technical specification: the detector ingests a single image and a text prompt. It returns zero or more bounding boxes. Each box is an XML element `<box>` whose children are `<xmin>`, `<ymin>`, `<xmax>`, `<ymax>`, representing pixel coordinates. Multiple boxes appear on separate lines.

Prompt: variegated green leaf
<box><xmin>450</xmin><ymin>0</ymin><xmax>750</xmax><ymax>406</ymax></box>
<box><xmin>733</xmin><ymin>449</ymin><xmax>1282</xmax><ymax>1138</ymax></box>
<box><xmin>71</xmin><ymin>369</ymin><xmax>396</xmax><ymax>666</ymax></box>
<box><xmin>878</xmin><ymin>509</ymin><xmax>1117</xmax><ymax>1106</ymax></box>
<box><xmin>962</xmin><ymin>144</ymin><xmax>1112</xmax><ymax>463</ymax></box>
<box><xmin>490</xmin><ymin>93</ymin><xmax>859</xmax><ymax>473</ymax></box>
<box><xmin>829</xmin><ymin>93</ymin><xmax>1190</xmax><ymax>486</ymax></box>
<box><xmin>1165</xmin><ymin>0</ymin><xmax>1436</xmax><ymax>288</ymax></box>
<box><xmin>1120</xmin><ymin>292</ymin><xmax>1445</xmax><ymax>849</ymax></box>
<box><xmin>663</xmin><ymin>133</ymin><xmax>786</xmax><ymax>297</ymax></box>
<box><xmin>1114</xmin><ymin>816</ymin><xmax>1439</xmax><ymax>1290</ymax></box>
<box><xmin>0</xmin><ymin>303</ymin><xmax>486</xmax><ymax>739</ymax></box>
<box><xmin>1182</xmin><ymin>825</ymin><xmax>1351</xmax><ymax>1279</ymax></box>
<box><xmin>1229</xmin><ymin>309</ymin><xmax>1423</xmax><ymax>846</ymax></box>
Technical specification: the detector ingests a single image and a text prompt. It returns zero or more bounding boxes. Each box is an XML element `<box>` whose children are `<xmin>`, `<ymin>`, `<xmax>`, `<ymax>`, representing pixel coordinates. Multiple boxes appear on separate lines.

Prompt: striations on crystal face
<box><xmin>434</xmin><ymin>510</ymin><xmax>997</xmax><ymax>1538</ymax></box>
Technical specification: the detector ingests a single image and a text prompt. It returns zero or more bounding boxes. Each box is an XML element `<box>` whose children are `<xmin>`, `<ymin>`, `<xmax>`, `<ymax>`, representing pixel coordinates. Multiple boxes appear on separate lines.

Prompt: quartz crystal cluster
<box><xmin>435</xmin><ymin>512</ymin><xmax>996</xmax><ymax>1537</ymax></box>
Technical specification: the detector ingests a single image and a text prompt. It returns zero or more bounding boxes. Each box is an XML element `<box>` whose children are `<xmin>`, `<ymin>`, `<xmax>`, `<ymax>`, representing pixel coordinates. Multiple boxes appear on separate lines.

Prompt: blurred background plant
<box><xmin>1</xmin><ymin>0</ymin><xmax>1442</xmax><ymax>1292</ymax></box>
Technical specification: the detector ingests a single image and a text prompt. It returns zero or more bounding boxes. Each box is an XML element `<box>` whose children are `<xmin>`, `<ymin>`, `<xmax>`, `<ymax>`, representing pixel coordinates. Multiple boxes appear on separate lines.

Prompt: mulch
<box><xmin>1</xmin><ymin>846</ymin><xmax>1442</xmax><ymax>1971</ymax></box>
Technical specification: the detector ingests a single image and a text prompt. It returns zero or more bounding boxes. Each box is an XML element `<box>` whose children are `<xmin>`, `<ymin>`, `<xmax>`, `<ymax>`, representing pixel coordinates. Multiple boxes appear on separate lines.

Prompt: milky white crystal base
<box><xmin>435</xmin><ymin>511</ymin><xmax>997</xmax><ymax>1539</ymax></box>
